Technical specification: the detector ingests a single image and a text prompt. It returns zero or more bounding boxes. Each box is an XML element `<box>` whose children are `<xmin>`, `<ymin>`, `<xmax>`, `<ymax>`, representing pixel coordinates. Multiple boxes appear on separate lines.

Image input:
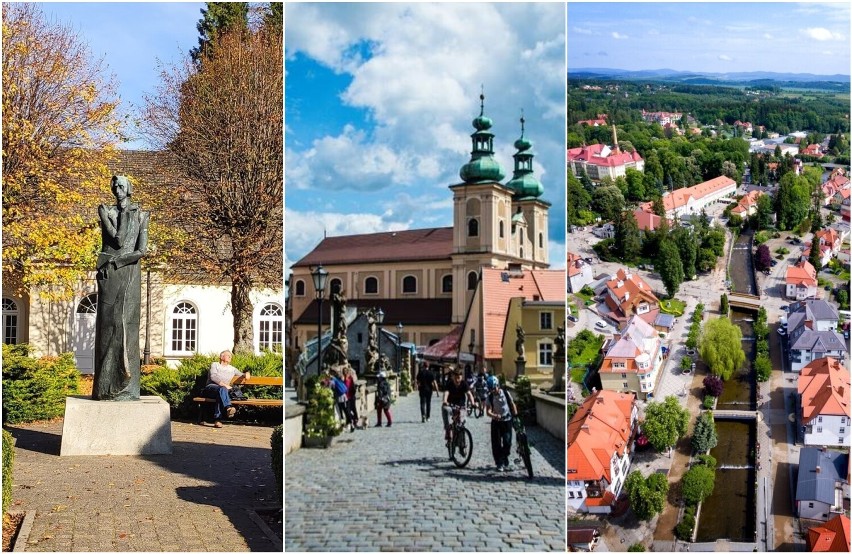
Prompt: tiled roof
<box><xmin>605</xmin><ymin>268</ymin><xmax>659</xmax><ymax>318</ymax></box>
<box><xmin>633</xmin><ymin>209</ymin><xmax>664</xmax><ymax>232</ymax></box>
<box><xmin>567</xmin><ymin>252</ymin><xmax>585</xmax><ymax>277</ymax></box>
<box><xmin>481</xmin><ymin>268</ymin><xmax>565</xmax><ymax>359</ymax></box>
<box><xmin>639</xmin><ymin>176</ymin><xmax>736</xmax><ymax>214</ymax></box>
<box><xmin>790</xmin><ymin>330</ymin><xmax>848</xmax><ymax>354</ymax></box>
<box><xmin>422</xmin><ymin>325</ymin><xmax>462</xmax><ymax>361</ymax></box>
<box><xmin>567</xmin><ymin>143</ymin><xmax>644</xmax><ymax>168</ymax></box>
<box><xmin>567</xmin><ymin>390</ymin><xmax>634</xmax><ymax>482</ymax></box>
<box><xmin>786</xmin><ymin>260</ymin><xmax>818</xmax><ymax>287</ymax></box>
<box><xmin>292</xmin><ymin>227</ymin><xmax>453</xmax><ymax>267</ymax></box>
<box><xmin>808</xmin><ymin>514</ymin><xmax>850</xmax><ymax>552</ymax></box>
<box><xmin>731</xmin><ymin>190</ymin><xmax>764</xmax><ymax>215</ymax></box>
<box><xmin>600</xmin><ymin>316</ymin><xmax>660</xmax><ymax>374</ymax></box>
<box><xmin>799</xmin><ymin>358</ymin><xmax>850</xmax><ymax>424</ymax></box>
<box><xmin>293</xmin><ymin>298</ymin><xmax>452</xmax><ymax>327</ymax></box>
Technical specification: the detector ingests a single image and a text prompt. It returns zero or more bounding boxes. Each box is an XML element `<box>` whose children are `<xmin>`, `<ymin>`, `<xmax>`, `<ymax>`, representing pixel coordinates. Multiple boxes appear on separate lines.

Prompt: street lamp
<box><xmin>376</xmin><ymin>307</ymin><xmax>385</xmax><ymax>372</ymax></box>
<box><xmin>311</xmin><ymin>265</ymin><xmax>329</xmax><ymax>374</ymax></box>
<box><xmin>397</xmin><ymin>322</ymin><xmax>404</xmax><ymax>374</ymax></box>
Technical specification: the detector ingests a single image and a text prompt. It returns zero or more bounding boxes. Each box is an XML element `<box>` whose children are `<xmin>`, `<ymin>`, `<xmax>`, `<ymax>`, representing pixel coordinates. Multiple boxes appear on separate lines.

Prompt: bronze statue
<box><xmin>555</xmin><ymin>325</ymin><xmax>565</xmax><ymax>360</ymax></box>
<box><xmin>365</xmin><ymin>307</ymin><xmax>379</xmax><ymax>373</ymax></box>
<box><xmin>93</xmin><ymin>176</ymin><xmax>149</xmax><ymax>401</ymax></box>
<box><xmin>515</xmin><ymin>323</ymin><xmax>526</xmax><ymax>360</ymax></box>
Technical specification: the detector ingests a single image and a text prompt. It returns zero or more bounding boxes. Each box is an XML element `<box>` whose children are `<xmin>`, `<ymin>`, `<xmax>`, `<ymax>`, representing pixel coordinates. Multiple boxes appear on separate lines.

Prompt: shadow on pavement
<box><xmin>6</xmin><ymin>422</ymin><xmax>280</xmax><ymax>553</ymax></box>
<box><xmin>381</xmin><ymin>456</ymin><xmax>565</xmax><ymax>487</ymax></box>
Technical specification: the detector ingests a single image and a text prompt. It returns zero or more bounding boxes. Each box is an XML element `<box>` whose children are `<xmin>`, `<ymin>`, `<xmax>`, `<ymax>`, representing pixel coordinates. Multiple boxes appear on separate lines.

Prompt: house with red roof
<box><xmin>471</xmin><ymin>267</ymin><xmax>564</xmax><ymax>382</ymax></box>
<box><xmin>632</xmin><ymin>209</ymin><xmax>667</xmax><ymax>233</ymax></box>
<box><xmin>568</xmin><ymin>252</ymin><xmax>594</xmax><ymax>293</ymax></box>
<box><xmin>599</xmin><ymin>316</ymin><xmax>664</xmax><ymax>399</ymax></box>
<box><xmin>807</xmin><ymin>514</ymin><xmax>850</xmax><ymax>552</ymax></box>
<box><xmin>567</xmin><ymin>389</ymin><xmax>638</xmax><ymax>514</ymax></box>
<box><xmin>798</xmin><ymin>357</ymin><xmax>851</xmax><ymax>448</ymax></box>
<box><xmin>842</xmin><ymin>193</ymin><xmax>851</xmax><ymax>222</ymax></box>
<box><xmin>577</xmin><ymin>114</ymin><xmax>608</xmax><ymax>127</ymax></box>
<box><xmin>600</xmin><ymin>269</ymin><xmax>660</xmax><ymax>328</ymax></box>
<box><xmin>805</xmin><ymin>228</ymin><xmax>842</xmax><ymax>267</ymax></box>
<box><xmin>822</xmin><ymin>172</ymin><xmax>850</xmax><ymax>205</ymax></box>
<box><xmin>786</xmin><ymin>259</ymin><xmax>819</xmax><ymax>300</ymax></box>
<box><xmin>731</xmin><ymin>190</ymin><xmax>765</xmax><ymax>218</ymax></box>
<box><xmin>802</xmin><ymin>143</ymin><xmax>824</xmax><ymax>158</ymax></box>
<box><xmin>638</xmin><ymin>176</ymin><xmax>736</xmax><ymax>219</ymax></box>
<box><xmin>567</xmin><ymin>126</ymin><xmax>645</xmax><ymax>182</ymax></box>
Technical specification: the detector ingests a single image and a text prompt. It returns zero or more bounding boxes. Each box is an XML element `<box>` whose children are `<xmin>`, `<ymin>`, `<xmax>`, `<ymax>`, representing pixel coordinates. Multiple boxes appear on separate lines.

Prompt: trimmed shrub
<box><xmin>755</xmin><ymin>353</ymin><xmax>772</xmax><ymax>382</ymax></box>
<box><xmin>270</xmin><ymin>425</ymin><xmax>283</xmax><ymax>500</ymax></box>
<box><xmin>2</xmin><ymin>429</ymin><xmax>14</xmax><ymax>513</ymax></box>
<box><xmin>628</xmin><ymin>544</ymin><xmax>646</xmax><ymax>552</ymax></box>
<box><xmin>702</xmin><ymin>395</ymin><xmax>715</xmax><ymax>410</ymax></box>
<box><xmin>703</xmin><ymin>375</ymin><xmax>723</xmax><ymax>397</ymax></box>
<box><xmin>675</xmin><ymin>505</ymin><xmax>697</xmax><ymax>541</ymax></box>
<box><xmin>2</xmin><ymin>344</ymin><xmax>80</xmax><ymax>424</ymax></box>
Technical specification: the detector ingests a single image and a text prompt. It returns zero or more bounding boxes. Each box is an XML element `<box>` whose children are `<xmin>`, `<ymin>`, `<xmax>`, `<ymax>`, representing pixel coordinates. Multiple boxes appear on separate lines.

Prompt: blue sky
<box><xmin>569</xmin><ymin>2</ymin><xmax>850</xmax><ymax>76</ymax></box>
<box><xmin>39</xmin><ymin>2</ymin><xmax>205</xmax><ymax>149</ymax></box>
<box><xmin>285</xmin><ymin>3</ymin><xmax>567</xmax><ymax>276</ymax></box>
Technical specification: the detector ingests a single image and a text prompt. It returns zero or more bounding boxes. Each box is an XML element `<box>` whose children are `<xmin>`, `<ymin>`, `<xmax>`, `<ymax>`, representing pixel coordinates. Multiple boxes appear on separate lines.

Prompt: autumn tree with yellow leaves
<box><xmin>2</xmin><ymin>3</ymin><xmax>124</xmax><ymax>299</ymax></box>
<box><xmin>143</xmin><ymin>19</ymin><xmax>283</xmax><ymax>354</ymax></box>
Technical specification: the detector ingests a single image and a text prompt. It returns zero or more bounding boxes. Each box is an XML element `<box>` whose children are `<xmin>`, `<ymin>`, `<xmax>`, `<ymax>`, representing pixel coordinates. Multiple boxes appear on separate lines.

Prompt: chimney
<box><xmin>816</xmin><ymin>466</ymin><xmax>821</xmax><ymax>474</ymax></box>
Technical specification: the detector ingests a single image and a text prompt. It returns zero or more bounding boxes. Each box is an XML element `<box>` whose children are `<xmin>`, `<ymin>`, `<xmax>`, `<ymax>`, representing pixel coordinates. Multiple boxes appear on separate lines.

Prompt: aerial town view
<box><xmin>566</xmin><ymin>3</ymin><xmax>851</xmax><ymax>552</ymax></box>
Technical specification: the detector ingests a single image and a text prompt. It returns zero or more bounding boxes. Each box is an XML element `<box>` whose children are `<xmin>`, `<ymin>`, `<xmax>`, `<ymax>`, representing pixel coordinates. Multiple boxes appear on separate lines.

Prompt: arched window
<box><xmin>441</xmin><ymin>274</ymin><xmax>453</xmax><ymax>293</ymax></box>
<box><xmin>294</xmin><ymin>280</ymin><xmax>305</xmax><ymax>296</ymax></box>
<box><xmin>468</xmin><ymin>218</ymin><xmax>479</xmax><ymax>237</ymax></box>
<box><xmin>76</xmin><ymin>293</ymin><xmax>97</xmax><ymax>314</ymax></box>
<box><xmin>467</xmin><ymin>271</ymin><xmax>478</xmax><ymax>291</ymax></box>
<box><xmin>170</xmin><ymin>302</ymin><xmax>198</xmax><ymax>353</ymax></box>
<box><xmin>330</xmin><ymin>278</ymin><xmax>342</xmax><ymax>295</ymax></box>
<box><xmin>499</xmin><ymin>220</ymin><xmax>505</xmax><ymax>238</ymax></box>
<box><xmin>2</xmin><ymin>298</ymin><xmax>18</xmax><ymax>345</ymax></box>
<box><xmin>402</xmin><ymin>275</ymin><xmax>417</xmax><ymax>294</ymax></box>
<box><xmin>258</xmin><ymin>303</ymin><xmax>283</xmax><ymax>352</ymax></box>
<box><xmin>365</xmin><ymin>276</ymin><xmax>378</xmax><ymax>294</ymax></box>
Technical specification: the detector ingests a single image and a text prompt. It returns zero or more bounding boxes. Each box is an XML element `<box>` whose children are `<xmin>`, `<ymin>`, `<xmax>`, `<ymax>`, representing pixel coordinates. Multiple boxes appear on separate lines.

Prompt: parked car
<box><xmin>567</xmin><ymin>315</ymin><xmax>579</xmax><ymax>323</ymax></box>
<box><xmin>595</xmin><ymin>320</ymin><xmax>608</xmax><ymax>330</ymax></box>
<box><xmin>777</xmin><ymin>327</ymin><xmax>786</xmax><ymax>336</ymax></box>
<box><xmin>771</xmin><ymin>260</ymin><xmax>778</xmax><ymax>267</ymax></box>
<box><xmin>780</xmin><ymin>305</ymin><xmax>789</xmax><ymax>312</ymax></box>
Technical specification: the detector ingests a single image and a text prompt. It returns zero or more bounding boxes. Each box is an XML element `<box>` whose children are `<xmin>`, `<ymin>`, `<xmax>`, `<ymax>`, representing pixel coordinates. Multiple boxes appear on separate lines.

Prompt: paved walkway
<box><xmin>6</xmin><ymin>420</ymin><xmax>280</xmax><ymax>552</ymax></box>
<box><xmin>285</xmin><ymin>393</ymin><xmax>565</xmax><ymax>551</ymax></box>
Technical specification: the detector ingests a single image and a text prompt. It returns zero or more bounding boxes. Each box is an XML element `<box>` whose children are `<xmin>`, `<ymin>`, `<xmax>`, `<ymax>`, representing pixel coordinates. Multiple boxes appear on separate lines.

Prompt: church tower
<box><xmin>506</xmin><ymin>114</ymin><xmax>550</xmax><ymax>267</ymax></box>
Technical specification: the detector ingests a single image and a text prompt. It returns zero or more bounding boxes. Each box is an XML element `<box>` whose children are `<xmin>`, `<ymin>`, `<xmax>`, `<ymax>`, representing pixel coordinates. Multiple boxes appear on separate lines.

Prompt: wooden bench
<box><xmin>193</xmin><ymin>375</ymin><xmax>284</xmax><ymax>423</ymax></box>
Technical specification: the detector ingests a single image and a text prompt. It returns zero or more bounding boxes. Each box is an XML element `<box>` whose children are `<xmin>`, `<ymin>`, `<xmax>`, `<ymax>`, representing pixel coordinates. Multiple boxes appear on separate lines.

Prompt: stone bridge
<box><xmin>727</xmin><ymin>292</ymin><xmax>761</xmax><ymax>311</ymax></box>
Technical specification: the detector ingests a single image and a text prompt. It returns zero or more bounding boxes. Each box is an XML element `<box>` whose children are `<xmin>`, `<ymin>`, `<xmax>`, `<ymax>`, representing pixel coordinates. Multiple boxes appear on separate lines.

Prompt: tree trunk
<box><xmin>231</xmin><ymin>274</ymin><xmax>254</xmax><ymax>354</ymax></box>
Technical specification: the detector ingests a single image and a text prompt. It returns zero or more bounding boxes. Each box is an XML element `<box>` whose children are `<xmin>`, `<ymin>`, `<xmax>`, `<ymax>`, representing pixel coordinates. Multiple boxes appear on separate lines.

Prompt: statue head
<box><xmin>111</xmin><ymin>175</ymin><xmax>133</xmax><ymax>201</ymax></box>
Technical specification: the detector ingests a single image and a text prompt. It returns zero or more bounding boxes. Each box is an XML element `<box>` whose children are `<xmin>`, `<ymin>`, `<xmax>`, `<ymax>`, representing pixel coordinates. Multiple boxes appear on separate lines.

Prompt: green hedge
<box><xmin>140</xmin><ymin>351</ymin><xmax>283</xmax><ymax>420</ymax></box>
<box><xmin>2</xmin><ymin>429</ymin><xmax>14</xmax><ymax>513</ymax></box>
<box><xmin>2</xmin><ymin>344</ymin><xmax>80</xmax><ymax>424</ymax></box>
<box><xmin>270</xmin><ymin>425</ymin><xmax>282</xmax><ymax>500</ymax></box>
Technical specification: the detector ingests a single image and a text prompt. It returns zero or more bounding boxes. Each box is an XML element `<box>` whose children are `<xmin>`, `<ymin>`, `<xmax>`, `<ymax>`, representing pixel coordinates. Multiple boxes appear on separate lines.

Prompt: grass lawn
<box><xmin>574</xmin><ymin>290</ymin><xmax>594</xmax><ymax>304</ymax></box>
<box><xmin>659</xmin><ymin>298</ymin><xmax>686</xmax><ymax>316</ymax></box>
<box><xmin>568</xmin><ymin>337</ymin><xmax>604</xmax><ymax>367</ymax></box>
<box><xmin>839</xmin><ymin>271</ymin><xmax>850</xmax><ymax>282</ymax></box>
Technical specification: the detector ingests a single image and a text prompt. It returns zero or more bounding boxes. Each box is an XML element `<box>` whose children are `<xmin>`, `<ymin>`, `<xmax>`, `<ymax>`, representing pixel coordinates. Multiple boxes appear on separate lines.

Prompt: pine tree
<box><xmin>191</xmin><ymin>2</ymin><xmax>249</xmax><ymax>63</ymax></box>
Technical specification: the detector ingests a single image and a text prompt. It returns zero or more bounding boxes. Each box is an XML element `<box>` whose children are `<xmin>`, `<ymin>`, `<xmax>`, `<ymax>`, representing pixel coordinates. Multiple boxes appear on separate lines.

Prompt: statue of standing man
<box><xmin>93</xmin><ymin>175</ymin><xmax>149</xmax><ymax>401</ymax></box>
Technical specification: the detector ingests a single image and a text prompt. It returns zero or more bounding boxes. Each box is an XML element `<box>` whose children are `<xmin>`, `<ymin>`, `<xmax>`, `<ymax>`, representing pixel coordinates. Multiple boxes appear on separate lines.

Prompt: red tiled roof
<box><xmin>567</xmin><ymin>390</ymin><xmax>634</xmax><ymax>482</ymax></box>
<box><xmin>567</xmin><ymin>252</ymin><xmax>584</xmax><ymax>277</ymax></box>
<box><xmin>633</xmin><ymin>209</ymin><xmax>663</xmax><ymax>232</ymax></box>
<box><xmin>639</xmin><ymin>175</ymin><xmax>736</xmax><ymax>214</ymax></box>
<box><xmin>567</xmin><ymin>143</ymin><xmax>644</xmax><ymax>168</ymax></box>
<box><xmin>808</xmin><ymin>514</ymin><xmax>850</xmax><ymax>552</ymax></box>
<box><xmin>786</xmin><ymin>260</ymin><xmax>818</xmax><ymax>287</ymax></box>
<box><xmin>584</xmin><ymin>491</ymin><xmax>616</xmax><ymax>507</ymax></box>
<box><xmin>292</xmin><ymin>227</ymin><xmax>453</xmax><ymax>267</ymax></box>
<box><xmin>605</xmin><ymin>268</ymin><xmax>659</xmax><ymax>318</ymax></box>
<box><xmin>798</xmin><ymin>357</ymin><xmax>850</xmax><ymax>424</ymax></box>
<box><xmin>481</xmin><ymin>268</ymin><xmax>565</xmax><ymax>360</ymax></box>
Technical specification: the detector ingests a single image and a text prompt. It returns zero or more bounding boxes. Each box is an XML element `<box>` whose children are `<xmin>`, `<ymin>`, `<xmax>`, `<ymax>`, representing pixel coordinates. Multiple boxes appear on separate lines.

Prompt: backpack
<box><xmin>378</xmin><ymin>380</ymin><xmax>391</xmax><ymax>405</ymax></box>
<box><xmin>489</xmin><ymin>389</ymin><xmax>515</xmax><ymax>418</ymax></box>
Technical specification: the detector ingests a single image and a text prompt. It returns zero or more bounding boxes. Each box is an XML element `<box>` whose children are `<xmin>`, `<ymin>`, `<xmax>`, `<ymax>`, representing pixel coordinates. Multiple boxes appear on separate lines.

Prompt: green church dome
<box><xmin>506</xmin><ymin>115</ymin><xmax>543</xmax><ymax>199</ymax></box>
<box><xmin>459</xmin><ymin>92</ymin><xmax>505</xmax><ymax>184</ymax></box>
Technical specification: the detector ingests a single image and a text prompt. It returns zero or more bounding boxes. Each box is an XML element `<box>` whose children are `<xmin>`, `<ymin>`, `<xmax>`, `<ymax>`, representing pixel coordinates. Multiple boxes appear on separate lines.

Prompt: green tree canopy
<box><xmin>681</xmin><ymin>464</ymin><xmax>716</xmax><ymax>505</ymax></box>
<box><xmin>691</xmin><ymin>412</ymin><xmax>718</xmax><ymax>453</ymax></box>
<box><xmin>657</xmin><ymin>238</ymin><xmax>685</xmax><ymax>297</ymax></box>
<box><xmin>643</xmin><ymin>395</ymin><xmax>689</xmax><ymax>452</ymax></box>
<box><xmin>699</xmin><ymin>317</ymin><xmax>746</xmax><ymax>380</ymax></box>
<box><xmin>591</xmin><ymin>185</ymin><xmax>625</xmax><ymax>222</ymax></box>
<box><xmin>624</xmin><ymin>470</ymin><xmax>669</xmax><ymax>520</ymax></box>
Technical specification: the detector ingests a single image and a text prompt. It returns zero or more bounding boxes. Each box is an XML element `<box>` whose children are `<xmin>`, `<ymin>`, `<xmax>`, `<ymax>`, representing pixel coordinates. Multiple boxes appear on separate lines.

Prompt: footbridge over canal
<box><xmin>712</xmin><ymin>410</ymin><xmax>759</xmax><ymax>421</ymax></box>
<box><xmin>727</xmin><ymin>292</ymin><xmax>761</xmax><ymax>312</ymax></box>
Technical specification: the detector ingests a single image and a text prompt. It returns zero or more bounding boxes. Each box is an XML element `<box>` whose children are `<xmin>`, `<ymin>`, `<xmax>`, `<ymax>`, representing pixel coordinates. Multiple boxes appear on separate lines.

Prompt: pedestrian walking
<box><xmin>329</xmin><ymin>369</ymin><xmax>351</xmax><ymax>429</ymax></box>
<box><xmin>343</xmin><ymin>367</ymin><xmax>359</xmax><ymax>431</ymax></box>
<box><xmin>484</xmin><ymin>376</ymin><xmax>517</xmax><ymax>472</ymax></box>
<box><xmin>415</xmin><ymin>364</ymin><xmax>438</xmax><ymax>422</ymax></box>
<box><xmin>374</xmin><ymin>371</ymin><xmax>393</xmax><ymax>427</ymax></box>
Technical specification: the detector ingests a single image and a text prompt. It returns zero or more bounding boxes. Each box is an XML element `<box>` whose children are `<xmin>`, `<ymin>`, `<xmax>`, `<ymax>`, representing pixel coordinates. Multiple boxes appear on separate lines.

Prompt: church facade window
<box><xmin>364</xmin><ymin>276</ymin><xmax>379</xmax><ymax>295</ymax></box>
<box><xmin>169</xmin><ymin>302</ymin><xmax>198</xmax><ymax>353</ymax></box>
<box><xmin>258</xmin><ymin>303</ymin><xmax>283</xmax><ymax>352</ymax></box>
<box><xmin>467</xmin><ymin>271</ymin><xmax>478</xmax><ymax>290</ymax></box>
<box><xmin>441</xmin><ymin>274</ymin><xmax>453</xmax><ymax>293</ymax></box>
<box><xmin>294</xmin><ymin>280</ymin><xmax>305</xmax><ymax>296</ymax></box>
<box><xmin>467</xmin><ymin>218</ymin><xmax>479</xmax><ymax>237</ymax></box>
<box><xmin>402</xmin><ymin>275</ymin><xmax>417</xmax><ymax>294</ymax></box>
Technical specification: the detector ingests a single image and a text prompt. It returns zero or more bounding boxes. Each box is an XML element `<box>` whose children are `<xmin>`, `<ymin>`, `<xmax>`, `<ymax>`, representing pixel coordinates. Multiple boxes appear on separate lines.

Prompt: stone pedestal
<box><xmin>515</xmin><ymin>359</ymin><xmax>526</xmax><ymax>378</ymax></box>
<box><xmin>60</xmin><ymin>395</ymin><xmax>172</xmax><ymax>456</ymax></box>
<box><xmin>551</xmin><ymin>359</ymin><xmax>565</xmax><ymax>393</ymax></box>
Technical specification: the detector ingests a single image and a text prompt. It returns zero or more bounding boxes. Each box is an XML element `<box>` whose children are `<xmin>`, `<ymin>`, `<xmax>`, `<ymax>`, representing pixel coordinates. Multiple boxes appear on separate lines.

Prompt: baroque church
<box><xmin>288</xmin><ymin>95</ymin><xmax>562</xmax><ymax>376</ymax></box>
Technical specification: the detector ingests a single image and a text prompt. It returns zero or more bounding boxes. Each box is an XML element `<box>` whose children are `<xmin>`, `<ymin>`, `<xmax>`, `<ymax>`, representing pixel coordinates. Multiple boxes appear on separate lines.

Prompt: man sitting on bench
<box><xmin>203</xmin><ymin>350</ymin><xmax>250</xmax><ymax>428</ymax></box>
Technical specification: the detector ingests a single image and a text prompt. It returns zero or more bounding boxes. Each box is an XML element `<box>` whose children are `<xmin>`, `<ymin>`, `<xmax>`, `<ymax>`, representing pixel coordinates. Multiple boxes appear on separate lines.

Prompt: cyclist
<box><xmin>484</xmin><ymin>375</ymin><xmax>517</xmax><ymax>472</ymax></box>
<box><xmin>473</xmin><ymin>370</ymin><xmax>489</xmax><ymax>412</ymax></box>
<box><xmin>442</xmin><ymin>369</ymin><xmax>475</xmax><ymax>442</ymax></box>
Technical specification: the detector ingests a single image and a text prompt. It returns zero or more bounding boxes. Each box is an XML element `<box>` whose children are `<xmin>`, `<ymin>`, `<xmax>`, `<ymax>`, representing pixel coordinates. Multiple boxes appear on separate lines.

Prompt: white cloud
<box><xmin>803</xmin><ymin>27</ymin><xmax>843</xmax><ymax>41</ymax></box>
<box><xmin>763</xmin><ymin>33</ymin><xmax>773</xmax><ymax>40</ymax></box>
<box><xmin>573</xmin><ymin>27</ymin><xmax>593</xmax><ymax>35</ymax></box>
<box><xmin>611</xmin><ymin>32</ymin><xmax>629</xmax><ymax>40</ymax></box>
<box><xmin>718</xmin><ymin>54</ymin><xmax>733</xmax><ymax>61</ymax></box>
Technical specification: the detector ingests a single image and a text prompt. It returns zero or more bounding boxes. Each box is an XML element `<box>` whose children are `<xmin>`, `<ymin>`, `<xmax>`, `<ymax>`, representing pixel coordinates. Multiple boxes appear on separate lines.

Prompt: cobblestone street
<box><xmin>285</xmin><ymin>393</ymin><xmax>565</xmax><ymax>551</ymax></box>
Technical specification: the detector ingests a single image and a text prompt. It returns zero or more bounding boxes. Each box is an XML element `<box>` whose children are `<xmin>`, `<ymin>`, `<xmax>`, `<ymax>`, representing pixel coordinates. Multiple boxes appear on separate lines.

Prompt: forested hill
<box><xmin>569</xmin><ymin>68</ymin><xmax>850</xmax><ymax>91</ymax></box>
<box><xmin>568</xmin><ymin>80</ymin><xmax>850</xmax><ymax>136</ymax></box>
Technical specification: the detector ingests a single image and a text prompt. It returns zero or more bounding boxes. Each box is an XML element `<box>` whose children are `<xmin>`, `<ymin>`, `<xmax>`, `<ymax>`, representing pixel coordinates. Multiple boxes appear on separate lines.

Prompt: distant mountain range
<box><xmin>569</xmin><ymin>68</ymin><xmax>850</xmax><ymax>84</ymax></box>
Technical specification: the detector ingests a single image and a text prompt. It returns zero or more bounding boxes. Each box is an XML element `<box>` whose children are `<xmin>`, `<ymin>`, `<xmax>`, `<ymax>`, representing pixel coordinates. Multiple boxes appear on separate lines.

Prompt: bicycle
<box><xmin>446</xmin><ymin>405</ymin><xmax>473</xmax><ymax>468</ymax></box>
<box><xmin>512</xmin><ymin>416</ymin><xmax>533</xmax><ymax>479</ymax></box>
<box><xmin>466</xmin><ymin>395</ymin><xmax>484</xmax><ymax>419</ymax></box>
